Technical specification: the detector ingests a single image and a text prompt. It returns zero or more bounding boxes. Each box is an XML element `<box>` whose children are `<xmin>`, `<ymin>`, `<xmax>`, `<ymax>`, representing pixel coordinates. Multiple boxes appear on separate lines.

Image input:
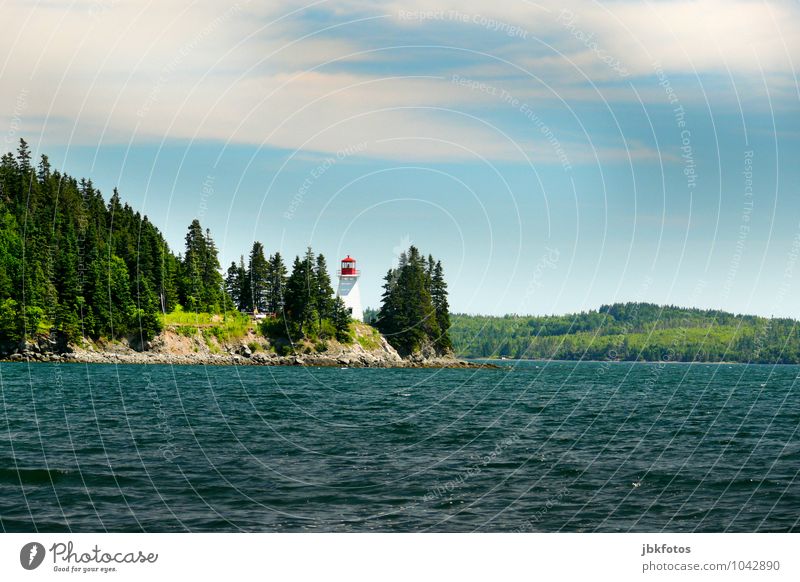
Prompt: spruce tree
<box><xmin>238</xmin><ymin>255</ymin><xmax>252</xmax><ymax>311</ymax></box>
<box><xmin>314</xmin><ymin>253</ymin><xmax>334</xmax><ymax>327</ymax></box>
<box><xmin>377</xmin><ymin>245</ymin><xmax>448</xmax><ymax>356</ymax></box>
<box><xmin>266</xmin><ymin>252</ymin><xmax>287</xmax><ymax>313</ymax></box>
<box><xmin>284</xmin><ymin>255</ymin><xmax>312</xmax><ymax>335</ymax></box>
<box><xmin>16</xmin><ymin>139</ymin><xmax>31</xmax><ymax>173</ymax></box>
<box><xmin>225</xmin><ymin>261</ymin><xmax>243</xmax><ymax>309</ymax></box>
<box><xmin>247</xmin><ymin>241</ymin><xmax>269</xmax><ymax>312</ymax></box>
<box><xmin>202</xmin><ymin>228</ymin><xmax>223</xmax><ymax>310</ymax></box>
<box><xmin>331</xmin><ymin>296</ymin><xmax>352</xmax><ymax>342</ymax></box>
<box><xmin>431</xmin><ymin>260</ymin><xmax>452</xmax><ymax>351</ymax></box>
<box><xmin>181</xmin><ymin>219</ymin><xmax>206</xmax><ymax>311</ymax></box>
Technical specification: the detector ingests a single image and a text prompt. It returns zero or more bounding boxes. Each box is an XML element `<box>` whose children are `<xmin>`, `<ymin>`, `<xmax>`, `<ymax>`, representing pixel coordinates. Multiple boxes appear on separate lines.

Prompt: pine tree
<box><xmin>181</xmin><ymin>219</ymin><xmax>206</xmax><ymax>311</ymax></box>
<box><xmin>238</xmin><ymin>255</ymin><xmax>251</xmax><ymax>311</ymax></box>
<box><xmin>225</xmin><ymin>260</ymin><xmax>243</xmax><ymax>310</ymax></box>
<box><xmin>431</xmin><ymin>260</ymin><xmax>452</xmax><ymax>351</ymax></box>
<box><xmin>266</xmin><ymin>252</ymin><xmax>287</xmax><ymax>313</ymax></box>
<box><xmin>202</xmin><ymin>227</ymin><xmax>223</xmax><ymax>310</ymax></box>
<box><xmin>37</xmin><ymin>154</ymin><xmax>51</xmax><ymax>183</ymax></box>
<box><xmin>247</xmin><ymin>241</ymin><xmax>269</xmax><ymax>312</ymax></box>
<box><xmin>376</xmin><ymin>245</ymin><xmax>447</xmax><ymax>356</ymax></box>
<box><xmin>331</xmin><ymin>296</ymin><xmax>352</xmax><ymax>342</ymax></box>
<box><xmin>377</xmin><ymin>268</ymin><xmax>401</xmax><ymax>335</ymax></box>
<box><xmin>314</xmin><ymin>253</ymin><xmax>334</xmax><ymax>327</ymax></box>
<box><xmin>16</xmin><ymin>139</ymin><xmax>31</xmax><ymax>173</ymax></box>
<box><xmin>284</xmin><ymin>251</ymin><xmax>317</xmax><ymax>335</ymax></box>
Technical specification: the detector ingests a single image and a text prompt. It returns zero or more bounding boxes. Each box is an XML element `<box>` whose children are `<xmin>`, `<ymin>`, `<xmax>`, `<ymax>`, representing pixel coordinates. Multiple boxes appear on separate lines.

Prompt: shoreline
<box><xmin>0</xmin><ymin>322</ymin><xmax>498</xmax><ymax>370</ymax></box>
<box><xmin>1</xmin><ymin>349</ymin><xmax>495</xmax><ymax>369</ymax></box>
<box><xmin>474</xmin><ymin>357</ymin><xmax>781</xmax><ymax>366</ymax></box>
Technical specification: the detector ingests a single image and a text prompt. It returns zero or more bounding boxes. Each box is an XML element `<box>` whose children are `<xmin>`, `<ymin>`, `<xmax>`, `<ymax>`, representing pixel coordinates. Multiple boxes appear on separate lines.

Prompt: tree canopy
<box><xmin>0</xmin><ymin>139</ymin><xmax>175</xmax><ymax>345</ymax></box>
<box><xmin>375</xmin><ymin>245</ymin><xmax>452</xmax><ymax>356</ymax></box>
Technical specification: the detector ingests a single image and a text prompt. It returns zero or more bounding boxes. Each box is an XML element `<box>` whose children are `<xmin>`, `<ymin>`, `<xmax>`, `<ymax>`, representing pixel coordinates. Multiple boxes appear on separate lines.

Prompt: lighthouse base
<box><xmin>337</xmin><ymin>276</ymin><xmax>363</xmax><ymax>321</ymax></box>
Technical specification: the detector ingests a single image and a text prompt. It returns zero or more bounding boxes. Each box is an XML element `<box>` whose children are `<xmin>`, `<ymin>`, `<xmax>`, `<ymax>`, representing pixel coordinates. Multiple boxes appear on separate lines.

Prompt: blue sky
<box><xmin>2</xmin><ymin>0</ymin><xmax>800</xmax><ymax>316</ymax></box>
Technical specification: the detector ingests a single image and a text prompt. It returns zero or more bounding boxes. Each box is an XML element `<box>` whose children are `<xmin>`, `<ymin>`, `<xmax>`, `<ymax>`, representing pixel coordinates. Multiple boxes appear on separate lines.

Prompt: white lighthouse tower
<box><xmin>336</xmin><ymin>255</ymin><xmax>363</xmax><ymax>321</ymax></box>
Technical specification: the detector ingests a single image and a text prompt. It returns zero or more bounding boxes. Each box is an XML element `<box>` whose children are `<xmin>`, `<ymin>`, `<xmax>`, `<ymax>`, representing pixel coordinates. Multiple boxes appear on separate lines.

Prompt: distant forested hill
<box><xmin>450</xmin><ymin>303</ymin><xmax>800</xmax><ymax>364</ymax></box>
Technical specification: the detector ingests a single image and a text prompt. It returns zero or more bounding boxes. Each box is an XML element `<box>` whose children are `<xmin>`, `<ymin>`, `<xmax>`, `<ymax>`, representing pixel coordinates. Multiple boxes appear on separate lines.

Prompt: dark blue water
<box><xmin>0</xmin><ymin>360</ymin><xmax>798</xmax><ymax>532</ymax></box>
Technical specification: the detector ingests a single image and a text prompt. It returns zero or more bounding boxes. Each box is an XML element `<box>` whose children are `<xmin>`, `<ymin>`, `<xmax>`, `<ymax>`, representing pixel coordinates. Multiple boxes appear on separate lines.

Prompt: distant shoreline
<box><xmin>473</xmin><ymin>357</ymin><xmax>780</xmax><ymax>366</ymax></box>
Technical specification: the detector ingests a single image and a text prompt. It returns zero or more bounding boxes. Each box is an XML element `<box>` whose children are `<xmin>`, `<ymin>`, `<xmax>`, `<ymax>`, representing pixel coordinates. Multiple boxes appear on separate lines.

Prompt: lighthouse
<box><xmin>336</xmin><ymin>255</ymin><xmax>363</xmax><ymax>321</ymax></box>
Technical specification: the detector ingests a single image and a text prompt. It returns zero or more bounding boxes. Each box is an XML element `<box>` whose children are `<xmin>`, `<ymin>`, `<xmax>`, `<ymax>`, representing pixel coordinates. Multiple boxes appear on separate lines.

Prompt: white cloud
<box><xmin>0</xmin><ymin>0</ymin><xmax>796</xmax><ymax>162</ymax></box>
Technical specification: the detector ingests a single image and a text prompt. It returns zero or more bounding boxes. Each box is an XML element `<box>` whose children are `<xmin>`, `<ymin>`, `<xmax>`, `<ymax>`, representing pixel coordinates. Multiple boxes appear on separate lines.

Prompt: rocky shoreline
<box><xmin>0</xmin><ymin>330</ymin><xmax>494</xmax><ymax>369</ymax></box>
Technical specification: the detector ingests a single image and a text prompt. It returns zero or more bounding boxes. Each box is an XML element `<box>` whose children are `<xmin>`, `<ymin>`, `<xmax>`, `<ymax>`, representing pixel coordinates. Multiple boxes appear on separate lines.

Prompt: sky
<box><xmin>2</xmin><ymin>0</ymin><xmax>799</xmax><ymax>317</ymax></box>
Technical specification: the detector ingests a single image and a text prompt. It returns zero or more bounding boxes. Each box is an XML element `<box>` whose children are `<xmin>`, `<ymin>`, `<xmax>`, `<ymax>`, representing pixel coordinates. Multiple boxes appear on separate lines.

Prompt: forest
<box><xmin>0</xmin><ymin>140</ymin><xmax>451</xmax><ymax>356</ymax></box>
<box><xmin>0</xmin><ymin>140</ymin><xmax>353</xmax><ymax>348</ymax></box>
<box><xmin>449</xmin><ymin>303</ymin><xmax>800</xmax><ymax>364</ymax></box>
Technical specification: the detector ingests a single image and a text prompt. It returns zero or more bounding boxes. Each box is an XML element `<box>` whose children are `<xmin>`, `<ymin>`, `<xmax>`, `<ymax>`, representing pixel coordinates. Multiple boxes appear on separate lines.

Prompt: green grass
<box><xmin>175</xmin><ymin>326</ymin><xmax>198</xmax><ymax>337</ymax></box>
<box><xmin>161</xmin><ymin>306</ymin><xmax>217</xmax><ymax>326</ymax></box>
<box><xmin>162</xmin><ymin>307</ymin><xmax>252</xmax><ymax>343</ymax></box>
<box><xmin>355</xmin><ymin>323</ymin><xmax>381</xmax><ymax>350</ymax></box>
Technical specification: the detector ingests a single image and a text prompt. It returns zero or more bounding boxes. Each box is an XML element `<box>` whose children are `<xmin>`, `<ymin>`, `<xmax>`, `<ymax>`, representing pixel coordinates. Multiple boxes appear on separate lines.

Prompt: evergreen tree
<box><xmin>314</xmin><ymin>253</ymin><xmax>334</xmax><ymax>328</ymax></box>
<box><xmin>37</xmin><ymin>154</ymin><xmax>51</xmax><ymax>183</ymax></box>
<box><xmin>247</xmin><ymin>241</ymin><xmax>269</xmax><ymax>312</ymax></box>
<box><xmin>159</xmin><ymin>250</ymin><xmax>180</xmax><ymax>313</ymax></box>
<box><xmin>284</xmin><ymin>251</ymin><xmax>317</xmax><ymax>335</ymax></box>
<box><xmin>331</xmin><ymin>296</ymin><xmax>352</xmax><ymax>342</ymax></box>
<box><xmin>202</xmin><ymin>227</ymin><xmax>223</xmax><ymax>310</ymax></box>
<box><xmin>238</xmin><ymin>255</ymin><xmax>251</xmax><ymax>311</ymax></box>
<box><xmin>266</xmin><ymin>252</ymin><xmax>287</xmax><ymax>313</ymax></box>
<box><xmin>377</xmin><ymin>268</ymin><xmax>401</xmax><ymax>335</ymax></box>
<box><xmin>430</xmin><ymin>260</ymin><xmax>452</xmax><ymax>351</ymax></box>
<box><xmin>376</xmin><ymin>245</ymin><xmax>448</xmax><ymax>356</ymax></box>
<box><xmin>225</xmin><ymin>260</ymin><xmax>244</xmax><ymax>310</ymax></box>
<box><xmin>181</xmin><ymin>219</ymin><xmax>206</xmax><ymax>311</ymax></box>
<box><xmin>16</xmin><ymin>139</ymin><xmax>31</xmax><ymax>173</ymax></box>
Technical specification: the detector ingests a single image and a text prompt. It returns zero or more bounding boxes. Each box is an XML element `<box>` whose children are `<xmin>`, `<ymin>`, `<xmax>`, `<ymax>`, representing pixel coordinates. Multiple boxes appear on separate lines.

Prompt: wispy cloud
<box><xmin>1</xmin><ymin>0</ymin><xmax>797</xmax><ymax>163</ymax></box>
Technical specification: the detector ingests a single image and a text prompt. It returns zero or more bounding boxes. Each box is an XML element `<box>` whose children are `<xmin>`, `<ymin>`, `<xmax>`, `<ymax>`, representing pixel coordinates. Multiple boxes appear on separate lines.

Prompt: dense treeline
<box><xmin>0</xmin><ymin>140</ymin><xmax>177</xmax><ymax>344</ymax></box>
<box><xmin>373</xmin><ymin>245</ymin><xmax>452</xmax><ymax>356</ymax></box>
<box><xmin>450</xmin><ymin>302</ymin><xmax>800</xmax><ymax>364</ymax></box>
<box><xmin>224</xmin><ymin>245</ymin><xmax>351</xmax><ymax>342</ymax></box>
<box><xmin>0</xmin><ymin>140</ymin><xmax>351</xmax><ymax>348</ymax></box>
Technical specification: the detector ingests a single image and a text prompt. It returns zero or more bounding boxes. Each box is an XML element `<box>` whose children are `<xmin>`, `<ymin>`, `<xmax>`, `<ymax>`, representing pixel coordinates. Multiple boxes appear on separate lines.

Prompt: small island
<box><xmin>0</xmin><ymin>140</ymin><xmax>484</xmax><ymax>368</ymax></box>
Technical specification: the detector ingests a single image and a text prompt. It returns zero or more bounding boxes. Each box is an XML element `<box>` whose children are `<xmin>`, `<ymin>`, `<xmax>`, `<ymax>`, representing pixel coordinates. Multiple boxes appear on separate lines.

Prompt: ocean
<box><xmin>0</xmin><ymin>360</ymin><xmax>797</xmax><ymax>532</ymax></box>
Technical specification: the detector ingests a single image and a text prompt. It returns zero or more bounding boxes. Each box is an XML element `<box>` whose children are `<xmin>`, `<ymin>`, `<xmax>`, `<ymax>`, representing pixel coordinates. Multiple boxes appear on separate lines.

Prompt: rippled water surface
<box><xmin>1</xmin><ymin>360</ymin><xmax>798</xmax><ymax>532</ymax></box>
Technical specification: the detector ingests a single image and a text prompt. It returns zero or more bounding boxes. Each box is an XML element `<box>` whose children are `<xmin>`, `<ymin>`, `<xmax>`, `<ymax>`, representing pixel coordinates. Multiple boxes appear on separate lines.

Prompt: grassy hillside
<box><xmin>450</xmin><ymin>302</ymin><xmax>800</xmax><ymax>364</ymax></box>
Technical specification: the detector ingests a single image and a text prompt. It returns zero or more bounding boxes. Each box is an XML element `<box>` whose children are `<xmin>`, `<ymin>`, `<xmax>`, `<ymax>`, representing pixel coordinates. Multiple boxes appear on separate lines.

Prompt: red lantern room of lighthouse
<box><xmin>340</xmin><ymin>255</ymin><xmax>358</xmax><ymax>276</ymax></box>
